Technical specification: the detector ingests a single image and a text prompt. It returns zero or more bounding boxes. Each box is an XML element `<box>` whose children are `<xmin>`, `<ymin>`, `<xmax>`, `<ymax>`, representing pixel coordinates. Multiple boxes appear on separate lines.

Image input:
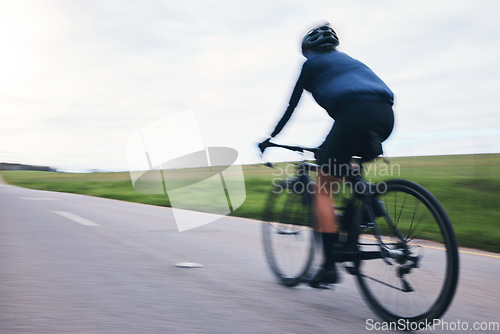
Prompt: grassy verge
<box><xmin>2</xmin><ymin>153</ymin><xmax>499</xmax><ymax>252</ymax></box>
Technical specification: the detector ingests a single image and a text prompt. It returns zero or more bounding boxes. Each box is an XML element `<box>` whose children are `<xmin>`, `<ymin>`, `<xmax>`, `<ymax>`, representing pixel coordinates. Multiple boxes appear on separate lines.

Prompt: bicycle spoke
<box><xmin>404</xmin><ymin>197</ymin><xmax>420</xmax><ymax>242</ymax></box>
<box><xmin>396</xmin><ymin>192</ymin><xmax>407</xmax><ymax>229</ymax></box>
<box><xmin>357</xmin><ymin>180</ymin><xmax>459</xmax><ymax>323</ymax></box>
<box><xmin>359</xmin><ymin>273</ymin><xmax>410</xmax><ymax>292</ymax></box>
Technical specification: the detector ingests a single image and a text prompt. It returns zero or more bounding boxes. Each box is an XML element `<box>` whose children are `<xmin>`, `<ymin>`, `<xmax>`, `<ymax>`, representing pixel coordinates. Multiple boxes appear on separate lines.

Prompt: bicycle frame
<box><xmin>273</xmin><ymin>158</ymin><xmax>411</xmax><ymax>267</ymax></box>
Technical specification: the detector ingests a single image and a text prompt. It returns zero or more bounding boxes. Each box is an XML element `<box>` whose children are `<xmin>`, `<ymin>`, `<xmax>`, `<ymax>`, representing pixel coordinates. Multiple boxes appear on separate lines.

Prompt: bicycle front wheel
<box><xmin>356</xmin><ymin>179</ymin><xmax>459</xmax><ymax>323</ymax></box>
<box><xmin>262</xmin><ymin>179</ymin><xmax>318</xmax><ymax>287</ymax></box>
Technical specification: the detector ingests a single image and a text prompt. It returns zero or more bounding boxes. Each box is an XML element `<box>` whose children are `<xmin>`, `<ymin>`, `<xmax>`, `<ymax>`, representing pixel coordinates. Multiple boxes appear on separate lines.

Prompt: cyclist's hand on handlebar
<box><xmin>258</xmin><ymin>137</ymin><xmax>272</xmax><ymax>153</ymax></box>
<box><xmin>313</xmin><ymin>147</ymin><xmax>323</xmax><ymax>161</ymax></box>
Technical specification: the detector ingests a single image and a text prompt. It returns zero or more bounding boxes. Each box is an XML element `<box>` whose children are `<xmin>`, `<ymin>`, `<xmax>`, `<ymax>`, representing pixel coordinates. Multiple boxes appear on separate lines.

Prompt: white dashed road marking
<box><xmin>175</xmin><ymin>262</ymin><xmax>204</xmax><ymax>268</ymax></box>
<box><xmin>53</xmin><ymin>211</ymin><xmax>100</xmax><ymax>226</ymax></box>
<box><xmin>21</xmin><ymin>197</ymin><xmax>56</xmax><ymax>201</ymax></box>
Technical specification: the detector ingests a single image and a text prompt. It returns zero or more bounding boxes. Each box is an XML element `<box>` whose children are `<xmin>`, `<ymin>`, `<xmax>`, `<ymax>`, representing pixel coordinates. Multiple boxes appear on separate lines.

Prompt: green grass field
<box><xmin>2</xmin><ymin>153</ymin><xmax>499</xmax><ymax>252</ymax></box>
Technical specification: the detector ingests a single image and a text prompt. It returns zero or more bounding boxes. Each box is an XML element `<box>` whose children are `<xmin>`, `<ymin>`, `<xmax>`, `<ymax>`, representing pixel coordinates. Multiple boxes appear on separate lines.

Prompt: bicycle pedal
<box><xmin>310</xmin><ymin>283</ymin><xmax>333</xmax><ymax>290</ymax></box>
<box><xmin>344</xmin><ymin>266</ymin><xmax>358</xmax><ymax>276</ymax></box>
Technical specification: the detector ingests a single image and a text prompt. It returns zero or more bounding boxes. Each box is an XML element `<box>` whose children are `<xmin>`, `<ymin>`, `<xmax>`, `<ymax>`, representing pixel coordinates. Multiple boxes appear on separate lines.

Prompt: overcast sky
<box><xmin>1</xmin><ymin>0</ymin><xmax>499</xmax><ymax>172</ymax></box>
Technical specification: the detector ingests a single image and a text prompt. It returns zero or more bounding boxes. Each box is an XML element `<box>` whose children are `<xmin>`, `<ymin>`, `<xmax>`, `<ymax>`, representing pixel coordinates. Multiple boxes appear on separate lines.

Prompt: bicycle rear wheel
<box><xmin>262</xmin><ymin>179</ymin><xmax>318</xmax><ymax>287</ymax></box>
<box><xmin>356</xmin><ymin>179</ymin><xmax>459</xmax><ymax>323</ymax></box>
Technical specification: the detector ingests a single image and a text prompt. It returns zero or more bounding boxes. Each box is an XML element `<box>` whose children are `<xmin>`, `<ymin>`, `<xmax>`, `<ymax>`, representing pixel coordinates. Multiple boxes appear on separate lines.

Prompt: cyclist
<box><xmin>260</xmin><ymin>23</ymin><xmax>395</xmax><ymax>288</ymax></box>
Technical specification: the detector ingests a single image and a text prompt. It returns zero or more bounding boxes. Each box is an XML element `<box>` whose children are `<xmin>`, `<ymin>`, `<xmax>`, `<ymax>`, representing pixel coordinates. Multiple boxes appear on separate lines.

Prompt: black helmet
<box><xmin>301</xmin><ymin>24</ymin><xmax>339</xmax><ymax>55</ymax></box>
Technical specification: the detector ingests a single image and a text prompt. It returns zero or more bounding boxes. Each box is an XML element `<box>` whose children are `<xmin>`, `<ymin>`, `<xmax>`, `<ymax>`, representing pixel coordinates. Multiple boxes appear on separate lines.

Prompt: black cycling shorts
<box><xmin>318</xmin><ymin>100</ymin><xmax>394</xmax><ymax>177</ymax></box>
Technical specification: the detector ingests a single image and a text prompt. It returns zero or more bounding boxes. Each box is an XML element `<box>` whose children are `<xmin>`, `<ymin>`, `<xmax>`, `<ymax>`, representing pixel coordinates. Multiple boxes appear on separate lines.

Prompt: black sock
<box><xmin>322</xmin><ymin>233</ymin><xmax>339</xmax><ymax>267</ymax></box>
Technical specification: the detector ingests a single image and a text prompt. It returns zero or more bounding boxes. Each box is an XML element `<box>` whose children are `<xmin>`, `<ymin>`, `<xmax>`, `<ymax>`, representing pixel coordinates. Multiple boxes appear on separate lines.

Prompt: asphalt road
<box><xmin>1</xmin><ymin>180</ymin><xmax>499</xmax><ymax>333</ymax></box>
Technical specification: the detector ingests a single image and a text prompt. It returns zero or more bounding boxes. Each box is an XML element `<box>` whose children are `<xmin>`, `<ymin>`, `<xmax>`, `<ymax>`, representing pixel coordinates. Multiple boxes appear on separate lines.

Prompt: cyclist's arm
<box><xmin>270</xmin><ymin>69</ymin><xmax>306</xmax><ymax>138</ymax></box>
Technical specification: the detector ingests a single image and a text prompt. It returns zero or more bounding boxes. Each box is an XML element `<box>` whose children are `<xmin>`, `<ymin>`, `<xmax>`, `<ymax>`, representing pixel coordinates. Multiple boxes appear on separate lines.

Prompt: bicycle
<box><xmin>259</xmin><ymin>139</ymin><xmax>459</xmax><ymax>324</ymax></box>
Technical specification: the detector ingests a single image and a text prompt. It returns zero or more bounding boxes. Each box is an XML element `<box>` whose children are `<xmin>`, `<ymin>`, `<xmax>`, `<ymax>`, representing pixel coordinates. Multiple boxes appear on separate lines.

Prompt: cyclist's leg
<box><xmin>310</xmin><ymin>170</ymin><xmax>341</xmax><ymax>288</ymax></box>
<box><xmin>315</xmin><ymin>169</ymin><xmax>340</xmax><ymax>234</ymax></box>
<box><xmin>310</xmin><ymin>122</ymin><xmax>348</xmax><ymax>287</ymax></box>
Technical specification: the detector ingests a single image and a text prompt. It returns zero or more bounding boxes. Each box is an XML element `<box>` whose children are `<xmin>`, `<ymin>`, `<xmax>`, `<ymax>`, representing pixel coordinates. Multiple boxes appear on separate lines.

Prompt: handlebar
<box><xmin>258</xmin><ymin>140</ymin><xmax>320</xmax><ymax>169</ymax></box>
<box><xmin>258</xmin><ymin>139</ymin><xmax>318</xmax><ymax>155</ymax></box>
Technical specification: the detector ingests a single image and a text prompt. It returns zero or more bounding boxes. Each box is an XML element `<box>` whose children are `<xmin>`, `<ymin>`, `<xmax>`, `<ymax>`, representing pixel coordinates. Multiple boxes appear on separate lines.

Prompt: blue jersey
<box><xmin>271</xmin><ymin>50</ymin><xmax>394</xmax><ymax>137</ymax></box>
